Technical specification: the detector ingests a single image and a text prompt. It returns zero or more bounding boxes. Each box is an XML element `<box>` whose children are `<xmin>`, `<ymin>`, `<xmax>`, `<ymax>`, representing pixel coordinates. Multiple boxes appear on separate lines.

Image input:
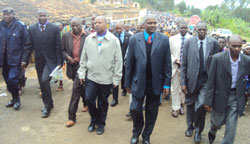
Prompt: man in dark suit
<box><xmin>22</xmin><ymin>9</ymin><xmax>63</xmax><ymax>118</ymax></box>
<box><xmin>204</xmin><ymin>35</ymin><xmax>250</xmax><ymax>144</ymax></box>
<box><xmin>181</xmin><ymin>21</ymin><xmax>219</xmax><ymax>143</ymax></box>
<box><xmin>0</xmin><ymin>7</ymin><xmax>27</xmax><ymax>110</ymax></box>
<box><xmin>125</xmin><ymin>15</ymin><xmax>172</xmax><ymax>144</ymax></box>
<box><xmin>61</xmin><ymin>17</ymin><xmax>88</xmax><ymax>127</ymax></box>
<box><xmin>110</xmin><ymin>23</ymin><xmax>131</xmax><ymax>107</ymax></box>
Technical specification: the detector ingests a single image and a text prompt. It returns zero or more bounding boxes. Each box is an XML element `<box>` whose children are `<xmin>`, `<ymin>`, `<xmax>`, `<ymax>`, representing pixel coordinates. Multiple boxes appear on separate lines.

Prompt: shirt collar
<box><xmin>229</xmin><ymin>51</ymin><xmax>241</xmax><ymax>63</ymax></box>
<box><xmin>97</xmin><ymin>30</ymin><xmax>107</xmax><ymax>37</ymax></box>
<box><xmin>39</xmin><ymin>20</ymin><xmax>48</xmax><ymax>27</ymax></box>
<box><xmin>71</xmin><ymin>29</ymin><xmax>84</xmax><ymax>38</ymax></box>
<box><xmin>144</xmin><ymin>30</ymin><xmax>155</xmax><ymax>42</ymax></box>
<box><xmin>197</xmin><ymin>36</ymin><xmax>207</xmax><ymax>43</ymax></box>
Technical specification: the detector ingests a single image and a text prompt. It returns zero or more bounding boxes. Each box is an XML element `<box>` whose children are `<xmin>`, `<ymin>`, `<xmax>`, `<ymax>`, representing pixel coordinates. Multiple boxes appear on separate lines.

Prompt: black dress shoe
<box><xmin>185</xmin><ymin>128</ymin><xmax>193</xmax><ymax>137</ymax></box>
<box><xmin>88</xmin><ymin>123</ymin><xmax>95</xmax><ymax>132</ymax></box>
<box><xmin>13</xmin><ymin>102</ymin><xmax>21</xmax><ymax>110</ymax></box>
<box><xmin>96</xmin><ymin>127</ymin><xmax>104</xmax><ymax>135</ymax></box>
<box><xmin>121</xmin><ymin>90</ymin><xmax>127</xmax><ymax>96</ymax></box>
<box><xmin>130</xmin><ymin>136</ymin><xmax>139</xmax><ymax>144</ymax></box>
<box><xmin>208</xmin><ymin>131</ymin><xmax>216</xmax><ymax>144</ymax></box>
<box><xmin>126</xmin><ymin>112</ymin><xmax>132</xmax><ymax>118</ymax></box>
<box><xmin>143</xmin><ymin>139</ymin><xmax>150</xmax><ymax>144</ymax></box>
<box><xmin>110</xmin><ymin>100</ymin><xmax>118</xmax><ymax>107</ymax></box>
<box><xmin>194</xmin><ymin>132</ymin><xmax>202</xmax><ymax>144</ymax></box>
<box><xmin>6</xmin><ymin>100</ymin><xmax>14</xmax><ymax>107</ymax></box>
<box><xmin>42</xmin><ymin>107</ymin><xmax>51</xmax><ymax>118</ymax></box>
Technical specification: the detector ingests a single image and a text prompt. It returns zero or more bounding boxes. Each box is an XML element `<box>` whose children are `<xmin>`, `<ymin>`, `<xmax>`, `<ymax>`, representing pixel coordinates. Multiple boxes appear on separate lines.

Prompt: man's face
<box><xmin>196</xmin><ymin>23</ymin><xmax>207</xmax><ymax>40</ymax></box>
<box><xmin>218</xmin><ymin>39</ymin><xmax>226</xmax><ymax>49</ymax></box>
<box><xmin>145</xmin><ymin>18</ymin><xmax>157</xmax><ymax>34</ymax></box>
<box><xmin>3</xmin><ymin>12</ymin><xmax>14</xmax><ymax>24</ymax></box>
<box><xmin>243</xmin><ymin>47</ymin><xmax>250</xmax><ymax>56</ymax></box>
<box><xmin>71</xmin><ymin>21</ymin><xmax>82</xmax><ymax>35</ymax></box>
<box><xmin>82</xmin><ymin>20</ymin><xmax>86</xmax><ymax>25</ymax></box>
<box><xmin>228</xmin><ymin>38</ymin><xmax>242</xmax><ymax>58</ymax></box>
<box><xmin>124</xmin><ymin>26</ymin><xmax>129</xmax><ymax>32</ymax></box>
<box><xmin>179</xmin><ymin>23</ymin><xmax>188</xmax><ymax>37</ymax></box>
<box><xmin>38</xmin><ymin>12</ymin><xmax>47</xmax><ymax>25</ymax></box>
<box><xmin>91</xmin><ymin>16</ymin><xmax>96</xmax><ymax>25</ymax></box>
<box><xmin>95</xmin><ymin>18</ymin><xmax>107</xmax><ymax>33</ymax></box>
<box><xmin>115</xmin><ymin>24</ymin><xmax>123</xmax><ymax>34</ymax></box>
<box><xmin>170</xmin><ymin>29</ymin><xmax>176</xmax><ymax>36</ymax></box>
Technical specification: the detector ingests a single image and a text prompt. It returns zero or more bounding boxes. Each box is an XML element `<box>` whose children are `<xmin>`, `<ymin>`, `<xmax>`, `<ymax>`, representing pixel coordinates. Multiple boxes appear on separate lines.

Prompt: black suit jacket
<box><xmin>22</xmin><ymin>22</ymin><xmax>63</xmax><ymax>71</ymax></box>
<box><xmin>113</xmin><ymin>31</ymin><xmax>131</xmax><ymax>59</ymax></box>
<box><xmin>125</xmin><ymin>32</ymin><xmax>172</xmax><ymax>97</ymax></box>
<box><xmin>205</xmin><ymin>51</ymin><xmax>250</xmax><ymax>116</ymax></box>
<box><xmin>61</xmin><ymin>31</ymin><xmax>88</xmax><ymax>79</ymax></box>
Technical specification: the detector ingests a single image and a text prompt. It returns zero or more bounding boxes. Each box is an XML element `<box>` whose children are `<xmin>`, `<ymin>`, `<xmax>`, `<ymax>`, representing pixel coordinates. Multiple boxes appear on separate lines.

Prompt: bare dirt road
<box><xmin>0</xmin><ymin>66</ymin><xmax>250</xmax><ymax>144</ymax></box>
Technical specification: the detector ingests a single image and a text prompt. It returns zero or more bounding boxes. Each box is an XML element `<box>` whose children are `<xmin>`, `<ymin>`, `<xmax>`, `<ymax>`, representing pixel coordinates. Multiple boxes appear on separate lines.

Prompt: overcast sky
<box><xmin>175</xmin><ymin>0</ymin><xmax>224</xmax><ymax>9</ymax></box>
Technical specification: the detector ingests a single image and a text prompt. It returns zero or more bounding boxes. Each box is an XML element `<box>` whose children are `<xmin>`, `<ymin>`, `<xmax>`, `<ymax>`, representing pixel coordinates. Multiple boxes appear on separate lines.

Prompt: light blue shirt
<box><xmin>229</xmin><ymin>52</ymin><xmax>241</xmax><ymax>88</ymax></box>
<box><xmin>39</xmin><ymin>23</ymin><xmax>47</xmax><ymax>32</ymax></box>
<box><xmin>117</xmin><ymin>31</ymin><xmax>125</xmax><ymax>43</ymax></box>
<box><xmin>144</xmin><ymin>30</ymin><xmax>155</xmax><ymax>42</ymax></box>
<box><xmin>197</xmin><ymin>36</ymin><xmax>207</xmax><ymax>65</ymax></box>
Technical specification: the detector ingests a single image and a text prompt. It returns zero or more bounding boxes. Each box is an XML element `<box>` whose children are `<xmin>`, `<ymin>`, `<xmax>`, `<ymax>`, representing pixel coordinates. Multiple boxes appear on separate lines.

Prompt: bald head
<box><xmin>71</xmin><ymin>17</ymin><xmax>81</xmax><ymax>25</ymax></box>
<box><xmin>95</xmin><ymin>16</ymin><xmax>107</xmax><ymax>24</ymax></box>
<box><xmin>143</xmin><ymin>15</ymin><xmax>156</xmax><ymax>24</ymax></box>
<box><xmin>229</xmin><ymin>35</ymin><xmax>242</xmax><ymax>43</ymax></box>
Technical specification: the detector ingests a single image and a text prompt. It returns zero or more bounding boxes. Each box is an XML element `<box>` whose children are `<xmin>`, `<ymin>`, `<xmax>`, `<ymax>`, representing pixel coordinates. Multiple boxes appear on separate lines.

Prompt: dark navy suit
<box><xmin>125</xmin><ymin>31</ymin><xmax>171</xmax><ymax>140</ymax></box>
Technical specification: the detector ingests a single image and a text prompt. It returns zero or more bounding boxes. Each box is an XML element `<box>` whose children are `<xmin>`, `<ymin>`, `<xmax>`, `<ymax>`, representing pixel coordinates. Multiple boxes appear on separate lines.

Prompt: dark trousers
<box><xmin>131</xmin><ymin>80</ymin><xmax>160</xmax><ymax>140</ymax></box>
<box><xmin>85</xmin><ymin>78</ymin><xmax>112</xmax><ymax>128</ymax></box>
<box><xmin>112</xmin><ymin>65</ymin><xmax>125</xmax><ymax>101</ymax></box>
<box><xmin>2</xmin><ymin>65</ymin><xmax>20</xmax><ymax>101</ymax></box>
<box><xmin>36</xmin><ymin>64</ymin><xmax>53</xmax><ymax>108</ymax></box>
<box><xmin>186</xmin><ymin>103</ymin><xmax>206</xmax><ymax>133</ymax></box>
<box><xmin>68</xmin><ymin>65</ymin><xmax>86</xmax><ymax>121</ymax></box>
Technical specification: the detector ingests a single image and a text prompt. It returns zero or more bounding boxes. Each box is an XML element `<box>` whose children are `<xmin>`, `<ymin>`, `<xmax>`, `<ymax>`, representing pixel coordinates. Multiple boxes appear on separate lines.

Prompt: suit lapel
<box><xmin>193</xmin><ymin>38</ymin><xmax>199</xmax><ymax>59</ymax></box>
<box><xmin>224</xmin><ymin>51</ymin><xmax>232</xmax><ymax>76</ymax></box>
<box><xmin>205</xmin><ymin>37</ymin><xmax>212</xmax><ymax>61</ymax></box>
<box><xmin>69</xmin><ymin>33</ymin><xmax>74</xmax><ymax>56</ymax></box>
<box><xmin>237</xmin><ymin>54</ymin><xmax>246</xmax><ymax>81</ymax></box>
<box><xmin>151</xmin><ymin>32</ymin><xmax>160</xmax><ymax>56</ymax></box>
<box><xmin>138</xmin><ymin>32</ymin><xmax>147</xmax><ymax>59</ymax></box>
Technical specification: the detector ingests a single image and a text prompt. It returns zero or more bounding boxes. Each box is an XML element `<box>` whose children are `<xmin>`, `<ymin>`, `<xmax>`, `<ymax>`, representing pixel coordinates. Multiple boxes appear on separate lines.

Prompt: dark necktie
<box><xmin>147</xmin><ymin>36</ymin><xmax>152</xmax><ymax>44</ymax></box>
<box><xmin>40</xmin><ymin>25</ymin><xmax>45</xmax><ymax>32</ymax></box>
<box><xmin>180</xmin><ymin>37</ymin><xmax>185</xmax><ymax>63</ymax></box>
<box><xmin>118</xmin><ymin>34</ymin><xmax>122</xmax><ymax>45</ymax></box>
<box><xmin>199</xmin><ymin>41</ymin><xmax>204</xmax><ymax>73</ymax></box>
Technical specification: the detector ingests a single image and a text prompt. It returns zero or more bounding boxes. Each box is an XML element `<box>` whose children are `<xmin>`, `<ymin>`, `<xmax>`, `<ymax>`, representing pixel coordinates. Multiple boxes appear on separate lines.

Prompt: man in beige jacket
<box><xmin>170</xmin><ymin>21</ymin><xmax>192</xmax><ymax>118</ymax></box>
<box><xmin>77</xmin><ymin>16</ymin><xmax>123</xmax><ymax>135</ymax></box>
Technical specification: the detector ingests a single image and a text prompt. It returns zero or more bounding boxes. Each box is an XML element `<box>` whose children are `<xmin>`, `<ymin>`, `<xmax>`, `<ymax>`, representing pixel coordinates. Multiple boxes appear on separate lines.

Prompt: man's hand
<box><xmin>113</xmin><ymin>85</ymin><xmax>118</xmax><ymax>88</ymax></box>
<box><xmin>80</xmin><ymin>79</ymin><xmax>85</xmax><ymax>85</ymax></box>
<box><xmin>126</xmin><ymin>88</ymin><xmax>131</xmax><ymax>94</ymax></box>
<box><xmin>204</xmin><ymin>105</ymin><xmax>212</xmax><ymax>113</ymax></box>
<box><xmin>163</xmin><ymin>88</ymin><xmax>170</xmax><ymax>97</ymax></box>
<box><xmin>21</xmin><ymin>63</ymin><xmax>27</xmax><ymax>70</ymax></box>
<box><xmin>175</xmin><ymin>59</ymin><xmax>181</xmax><ymax>66</ymax></box>
<box><xmin>68</xmin><ymin>56</ymin><xmax>75</xmax><ymax>64</ymax></box>
<box><xmin>181</xmin><ymin>85</ymin><xmax>188</xmax><ymax>95</ymax></box>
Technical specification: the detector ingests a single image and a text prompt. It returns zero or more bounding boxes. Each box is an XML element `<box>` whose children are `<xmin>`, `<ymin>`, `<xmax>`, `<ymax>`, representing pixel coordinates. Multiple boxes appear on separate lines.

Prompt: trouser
<box><xmin>186</xmin><ymin>103</ymin><xmax>206</xmax><ymax>133</ymax></box>
<box><xmin>186</xmin><ymin>73</ymin><xmax>207</xmax><ymax>133</ymax></box>
<box><xmin>85</xmin><ymin>78</ymin><xmax>112</xmax><ymax>128</ymax></box>
<box><xmin>112</xmin><ymin>86</ymin><xmax>119</xmax><ymax>102</ymax></box>
<box><xmin>2</xmin><ymin>65</ymin><xmax>20</xmax><ymax>101</ymax></box>
<box><xmin>210</xmin><ymin>90</ymin><xmax>238</xmax><ymax>144</ymax></box>
<box><xmin>36</xmin><ymin>64</ymin><xmax>53</xmax><ymax>108</ymax></box>
<box><xmin>68</xmin><ymin>72</ymin><xmax>86</xmax><ymax>121</ymax></box>
<box><xmin>171</xmin><ymin>69</ymin><xmax>185</xmax><ymax>110</ymax></box>
<box><xmin>131</xmin><ymin>80</ymin><xmax>160</xmax><ymax>141</ymax></box>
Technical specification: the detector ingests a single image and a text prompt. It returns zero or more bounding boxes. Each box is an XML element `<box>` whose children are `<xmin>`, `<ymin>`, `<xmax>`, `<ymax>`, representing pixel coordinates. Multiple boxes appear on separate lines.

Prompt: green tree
<box><xmin>176</xmin><ymin>1</ymin><xmax>187</xmax><ymax>14</ymax></box>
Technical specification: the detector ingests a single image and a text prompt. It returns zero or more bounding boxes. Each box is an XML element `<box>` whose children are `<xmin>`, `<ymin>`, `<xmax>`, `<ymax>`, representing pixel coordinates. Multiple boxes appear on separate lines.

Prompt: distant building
<box><xmin>96</xmin><ymin>0</ymin><xmax>133</xmax><ymax>5</ymax></box>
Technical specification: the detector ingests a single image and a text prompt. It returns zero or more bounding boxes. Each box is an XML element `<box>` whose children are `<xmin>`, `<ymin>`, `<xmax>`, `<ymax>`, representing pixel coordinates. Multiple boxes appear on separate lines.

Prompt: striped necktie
<box><xmin>180</xmin><ymin>37</ymin><xmax>185</xmax><ymax>63</ymax></box>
